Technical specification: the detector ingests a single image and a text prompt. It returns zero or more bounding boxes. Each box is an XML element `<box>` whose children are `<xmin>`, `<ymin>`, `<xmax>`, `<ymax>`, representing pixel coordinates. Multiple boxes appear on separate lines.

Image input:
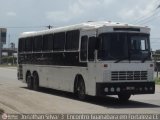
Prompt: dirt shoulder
<box><xmin>156</xmin><ymin>85</ymin><xmax>160</xmax><ymax>92</ymax></box>
<box><xmin>0</xmin><ymin>108</ymin><xmax>4</xmax><ymax>114</ymax></box>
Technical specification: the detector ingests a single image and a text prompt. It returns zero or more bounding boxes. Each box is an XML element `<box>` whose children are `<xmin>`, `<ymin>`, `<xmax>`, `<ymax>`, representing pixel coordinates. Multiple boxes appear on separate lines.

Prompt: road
<box><xmin>0</xmin><ymin>67</ymin><xmax>160</xmax><ymax>114</ymax></box>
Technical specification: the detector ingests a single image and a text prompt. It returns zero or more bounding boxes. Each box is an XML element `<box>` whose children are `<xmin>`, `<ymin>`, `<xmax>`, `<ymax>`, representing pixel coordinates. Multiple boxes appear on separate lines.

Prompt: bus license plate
<box><xmin>126</xmin><ymin>86</ymin><xmax>135</xmax><ymax>90</ymax></box>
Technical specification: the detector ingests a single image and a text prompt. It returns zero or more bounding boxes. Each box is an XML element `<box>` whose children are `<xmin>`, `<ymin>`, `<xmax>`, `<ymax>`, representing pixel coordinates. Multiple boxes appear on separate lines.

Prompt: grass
<box><xmin>155</xmin><ymin>77</ymin><xmax>160</xmax><ymax>85</ymax></box>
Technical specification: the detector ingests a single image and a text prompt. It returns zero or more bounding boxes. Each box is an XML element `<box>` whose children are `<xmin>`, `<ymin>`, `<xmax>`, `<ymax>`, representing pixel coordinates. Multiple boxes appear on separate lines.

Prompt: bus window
<box><xmin>43</xmin><ymin>34</ymin><xmax>54</xmax><ymax>51</ymax></box>
<box><xmin>65</xmin><ymin>30</ymin><xmax>79</xmax><ymax>50</ymax></box>
<box><xmin>131</xmin><ymin>37</ymin><xmax>148</xmax><ymax>51</ymax></box>
<box><xmin>25</xmin><ymin>37</ymin><xmax>33</xmax><ymax>52</ymax></box>
<box><xmin>18</xmin><ymin>38</ymin><xmax>24</xmax><ymax>52</ymax></box>
<box><xmin>33</xmin><ymin>36</ymin><xmax>43</xmax><ymax>52</ymax></box>
<box><xmin>80</xmin><ymin>36</ymin><xmax>88</xmax><ymax>61</ymax></box>
<box><xmin>88</xmin><ymin>37</ymin><xmax>96</xmax><ymax>61</ymax></box>
<box><xmin>54</xmin><ymin>32</ymin><xmax>65</xmax><ymax>51</ymax></box>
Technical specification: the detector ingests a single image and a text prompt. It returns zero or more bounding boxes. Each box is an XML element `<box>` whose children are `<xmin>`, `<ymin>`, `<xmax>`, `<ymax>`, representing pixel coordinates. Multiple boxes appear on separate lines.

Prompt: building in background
<box><xmin>0</xmin><ymin>28</ymin><xmax>7</xmax><ymax>64</ymax></box>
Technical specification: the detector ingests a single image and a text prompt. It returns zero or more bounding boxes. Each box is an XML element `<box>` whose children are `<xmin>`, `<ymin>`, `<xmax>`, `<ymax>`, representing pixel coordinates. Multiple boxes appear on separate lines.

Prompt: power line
<box><xmin>137</xmin><ymin>9</ymin><xmax>160</xmax><ymax>24</ymax></box>
<box><xmin>133</xmin><ymin>9</ymin><xmax>156</xmax><ymax>24</ymax></box>
<box><xmin>156</xmin><ymin>4</ymin><xmax>160</xmax><ymax>9</ymax></box>
<box><xmin>151</xmin><ymin>37</ymin><xmax>160</xmax><ymax>39</ymax></box>
<box><xmin>0</xmin><ymin>25</ymin><xmax>54</xmax><ymax>29</ymax></box>
<box><xmin>142</xmin><ymin>15</ymin><xmax>160</xmax><ymax>24</ymax></box>
<box><xmin>0</xmin><ymin>26</ymin><xmax>43</xmax><ymax>28</ymax></box>
<box><xmin>153</xmin><ymin>0</ymin><xmax>160</xmax><ymax>8</ymax></box>
<box><xmin>132</xmin><ymin>0</ymin><xmax>160</xmax><ymax>24</ymax></box>
<box><xmin>134</xmin><ymin>8</ymin><xmax>160</xmax><ymax>24</ymax></box>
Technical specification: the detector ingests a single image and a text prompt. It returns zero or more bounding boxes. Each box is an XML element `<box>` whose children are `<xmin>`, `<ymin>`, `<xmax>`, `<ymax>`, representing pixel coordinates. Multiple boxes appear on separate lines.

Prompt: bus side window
<box><xmin>25</xmin><ymin>37</ymin><xmax>33</xmax><ymax>52</ymax></box>
<box><xmin>43</xmin><ymin>34</ymin><xmax>54</xmax><ymax>51</ymax></box>
<box><xmin>33</xmin><ymin>36</ymin><xmax>43</xmax><ymax>52</ymax></box>
<box><xmin>80</xmin><ymin>36</ymin><xmax>88</xmax><ymax>61</ymax></box>
<box><xmin>88</xmin><ymin>37</ymin><xmax>96</xmax><ymax>61</ymax></box>
<box><xmin>54</xmin><ymin>32</ymin><xmax>65</xmax><ymax>51</ymax></box>
<box><xmin>18</xmin><ymin>38</ymin><xmax>24</xmax><ymax>52</ymax></box>
<box><xmin>65</xmin><ymin>30</ymin><xmax>79</xmax><ymax>50</ymax></box>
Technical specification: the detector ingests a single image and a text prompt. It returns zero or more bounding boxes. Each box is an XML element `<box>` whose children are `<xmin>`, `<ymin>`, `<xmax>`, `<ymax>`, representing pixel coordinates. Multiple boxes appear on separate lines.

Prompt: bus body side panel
<box><xmin>22</xmin><ymin>64</ymin><xmax>93</xmax><ymax>95</ymax></box>
<box><xmin>87</xmin><ymin>62</ymin><xmax>104</xmax><ymax>96</ymax></box>
<box><xmin>46</xmin><ymin>66</ymin><xmax>88</xmax><ymax>93</ymax></box>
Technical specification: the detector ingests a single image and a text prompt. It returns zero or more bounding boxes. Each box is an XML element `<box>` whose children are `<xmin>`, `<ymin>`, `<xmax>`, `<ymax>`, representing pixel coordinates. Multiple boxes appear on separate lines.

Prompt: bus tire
<box><xmin>75</xmin><ymin>76</ymin><xmax>86</xmax><ymax>100</ymax></box>
<box><xmin>118</xmin><ymin>93</ymin><xmax>131</xmax><ymax>102</ymax></box>
<box><xmin>33</xmin><ymin>72</ymin><xmax>39</xmax><ymax>91</ymax></box>
<box><xmin>26</xmin><ymin>72</ymin><xmax>33</xmax><ymax>89</ymax></box>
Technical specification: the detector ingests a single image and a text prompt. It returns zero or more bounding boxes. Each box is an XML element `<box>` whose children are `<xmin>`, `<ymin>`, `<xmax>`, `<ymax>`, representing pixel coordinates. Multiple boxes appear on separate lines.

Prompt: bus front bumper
<box><xmin>96</xmin><ymin>82</ymin><xmax>155</xmax><ymax>96</ymax></box>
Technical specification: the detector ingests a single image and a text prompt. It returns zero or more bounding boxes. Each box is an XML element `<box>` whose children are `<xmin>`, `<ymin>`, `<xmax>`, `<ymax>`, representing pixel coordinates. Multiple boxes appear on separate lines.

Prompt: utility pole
<box><xmin>47</xmin><ymin>25</ymin><xmax>53</xmax><ymax>29</ymax></box>
<box><xmin>0</xmin><ymin>28</ymin><xmax>7</xmax><ymax>64</ymax></box>
<box><xmin>0</xmin><ymin>29</ymin><xmax>2</xmax><ymax>64</ymax></box>
<box><xmin>8</xmin><ymin>34</ymin><xmax>10</xmax><ymax>48</ymax></box>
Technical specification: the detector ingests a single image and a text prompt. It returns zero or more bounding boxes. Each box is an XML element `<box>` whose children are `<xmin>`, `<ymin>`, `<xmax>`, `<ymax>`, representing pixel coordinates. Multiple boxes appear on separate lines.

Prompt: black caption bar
<box><xmin>0</xmin><ymin>114</ymin><xmax>159</xmax><ymax>120</ymax></box>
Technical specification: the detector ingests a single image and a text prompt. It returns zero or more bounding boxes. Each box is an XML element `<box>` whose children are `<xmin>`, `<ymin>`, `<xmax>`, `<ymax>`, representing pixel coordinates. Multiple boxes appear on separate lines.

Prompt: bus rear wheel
<box><xmin>76</xmin><ymin>79</ymin><xmax>86</xmax><ymax>100</ymax></box>
<box><xmin>33</xmin><ymin>72</ymin><xmax>39</xmax><ymax>91</ymax></box>
<box><xmin>118</xmin><ymin>93</ymin><xmax>131</xmax><ymax>102</ymax></box>
<box><xmin>26</xmin><ymin>73</ymin><xmax>33</xmax><ymax>89</ymax></box>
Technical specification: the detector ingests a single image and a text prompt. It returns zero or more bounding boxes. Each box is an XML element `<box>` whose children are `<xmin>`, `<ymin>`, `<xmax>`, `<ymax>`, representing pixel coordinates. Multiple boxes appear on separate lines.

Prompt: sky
<box><xmin>0</xmin><ymin>0</ymin><xmax>160</xmax><ymax>50</ymax></box>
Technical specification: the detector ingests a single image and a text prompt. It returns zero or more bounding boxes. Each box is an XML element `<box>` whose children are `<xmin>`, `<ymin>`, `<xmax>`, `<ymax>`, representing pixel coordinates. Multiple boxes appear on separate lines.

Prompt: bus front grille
<box><xmin>111</xmin><ymin>71</ymin><xmax>147</xmax><ymax>81</ymax></box>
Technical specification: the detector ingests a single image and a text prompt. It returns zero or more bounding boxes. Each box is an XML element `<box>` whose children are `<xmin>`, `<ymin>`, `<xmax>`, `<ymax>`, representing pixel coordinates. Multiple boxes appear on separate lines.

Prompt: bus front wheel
<box><xmin>118</xmin><ymin>93</ymin><xmax>131</xmax><ymax>102</ymax></box>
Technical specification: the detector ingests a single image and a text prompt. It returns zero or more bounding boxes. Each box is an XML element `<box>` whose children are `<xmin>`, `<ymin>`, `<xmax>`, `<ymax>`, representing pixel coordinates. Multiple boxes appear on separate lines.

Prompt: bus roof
<box><xmin>19</xmin><ymin>21</ymin><xmax>150</xmax><ymax>38</ymax></box>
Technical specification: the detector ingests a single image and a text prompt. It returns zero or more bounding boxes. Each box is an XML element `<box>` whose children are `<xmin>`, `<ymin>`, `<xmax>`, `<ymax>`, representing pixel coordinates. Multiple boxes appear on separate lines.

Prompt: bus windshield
<box><xmin>98</xmin><ymin>33</ymin><xmax>151</xmax><ymax>61</ymax></box>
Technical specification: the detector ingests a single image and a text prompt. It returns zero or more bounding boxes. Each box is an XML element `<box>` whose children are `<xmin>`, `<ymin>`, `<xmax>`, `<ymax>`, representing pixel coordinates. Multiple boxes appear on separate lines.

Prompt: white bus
<box><xmin>17</xmin><ymin>21</ymin><xmax>155</xmax><ymax>102</ymax></box>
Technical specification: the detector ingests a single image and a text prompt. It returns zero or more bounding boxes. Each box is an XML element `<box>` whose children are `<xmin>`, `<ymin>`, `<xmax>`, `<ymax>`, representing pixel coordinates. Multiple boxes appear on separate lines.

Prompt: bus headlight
<box><xmin>116</xmin><ymin>87</ymin><xmax>120</xmax><ymax>92</ymax></box>
<box><xmin>111</xmin><ymin>87</ymin><xmax>115</xmax><ymax>92</ymax></box>
<box><xmin>104</xmin><ymin>88</ymin><xmax>108</xmax><ymax>92</ymax></box>
<box><xmin>139</xmin><ymin>88</ymin><xmax>142</xmax><ymax>91</ymax></box>
<box><xmin>150</xmin><ymin>87</ymin><xmax>153</xmax><ymax>90</ymax></box>
<box><xmin>145</xmin><ymin>87</ymin><xmax>148</xmax><ymax>91</ymax></box>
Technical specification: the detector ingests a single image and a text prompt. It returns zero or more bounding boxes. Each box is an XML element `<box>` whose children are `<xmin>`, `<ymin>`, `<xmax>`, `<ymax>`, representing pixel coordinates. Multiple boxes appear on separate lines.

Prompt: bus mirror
<box><xmin>94</xmin><ymin>50</ymin><xmax>98</xmax><ymax>62</ymax></box>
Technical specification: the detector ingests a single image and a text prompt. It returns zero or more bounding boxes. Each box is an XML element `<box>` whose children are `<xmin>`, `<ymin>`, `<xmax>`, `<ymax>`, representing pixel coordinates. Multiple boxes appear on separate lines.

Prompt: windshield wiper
<box><xmin>115</xmin><ymin>49</ymin><xmax>131</xmax><ymax>63</ymax></box>
<box><xmin>114</xmin><ymin>57</ymin><xmax>129</xmax><ymax>63</ymax></box>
